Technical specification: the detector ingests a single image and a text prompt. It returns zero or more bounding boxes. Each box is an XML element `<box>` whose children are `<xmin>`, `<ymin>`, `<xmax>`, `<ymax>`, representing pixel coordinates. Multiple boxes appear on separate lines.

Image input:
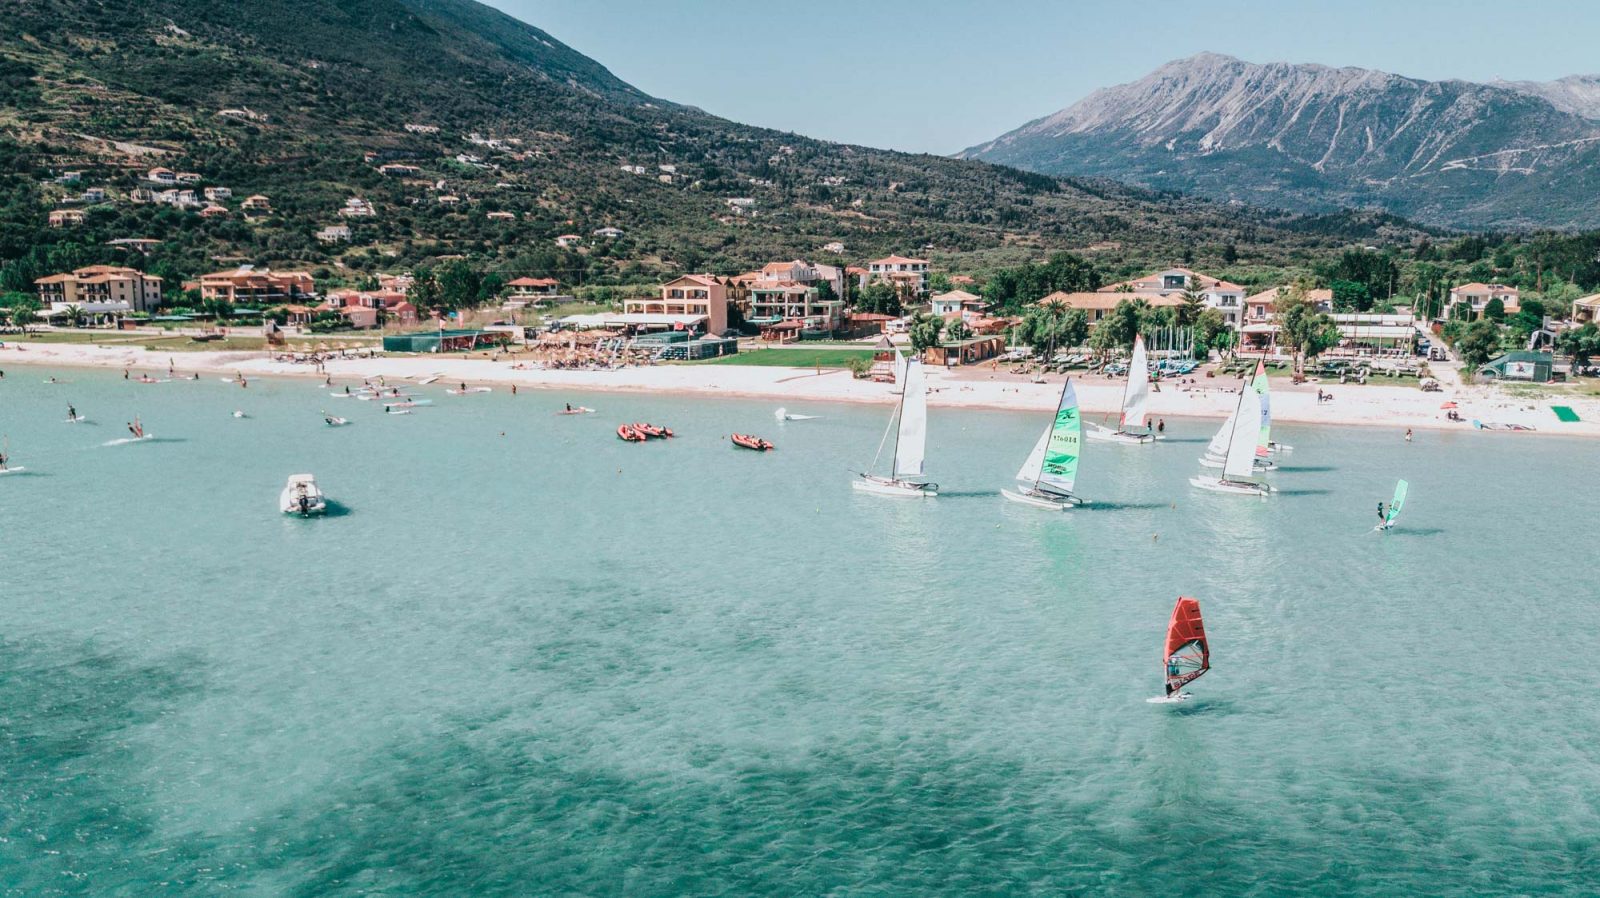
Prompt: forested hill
<box><xmin>1</xmin><ymin>0</ymin><xmax>1423</xmax><ymax>293</ymax></box>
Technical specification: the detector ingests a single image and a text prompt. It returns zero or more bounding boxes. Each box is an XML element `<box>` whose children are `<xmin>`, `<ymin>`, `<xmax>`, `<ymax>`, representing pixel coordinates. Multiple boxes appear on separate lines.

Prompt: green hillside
<box><xmin>0</xmin><ymin>0</ymin><xmax>1426</xmax><ymax>295</ymax></box>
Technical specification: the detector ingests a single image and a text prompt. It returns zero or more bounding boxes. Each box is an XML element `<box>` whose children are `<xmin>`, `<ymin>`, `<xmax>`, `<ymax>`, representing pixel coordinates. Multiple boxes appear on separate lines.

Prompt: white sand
<box><xmin>5</xmin><ymin>340</ymin><xmax>1598</xmax><ymax>437</ymax></box>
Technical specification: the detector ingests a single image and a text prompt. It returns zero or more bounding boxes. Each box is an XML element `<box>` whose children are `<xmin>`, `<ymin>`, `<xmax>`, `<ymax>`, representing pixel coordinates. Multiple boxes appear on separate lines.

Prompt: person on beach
<box><xmin>511</xmin><ymin>384</ymin><xmax>517</xmax><ymax>395</ymax></box>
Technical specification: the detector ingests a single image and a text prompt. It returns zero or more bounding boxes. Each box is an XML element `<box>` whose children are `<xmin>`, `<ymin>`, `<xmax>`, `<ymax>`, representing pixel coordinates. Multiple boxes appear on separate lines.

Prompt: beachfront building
<box><xmin>1098</xmin><ymin>267</ymin><xmax>1248</xmax><ymax>328</ymax></box>
<box><xmin>318</xmin><ymin>291</ymin><xmax>419</xmax><ymax>328</ymax></box>
<box><xmin>1037</xmin><ymin>290</ymin><xmax>1184</xmax><ymax>325</ymax></box>
<box><xmin>35</xmin><ymin>265</ymin><xmax>164</xmax><ymax>312</ymax></box>
<box><xmin>198</xmin><ymin>265</ymin><xmax>316</xmax><ymax>304</ymax></box>
<box><xmin>505</xmin><ymin>277</ymin><xmax>561</xmax><ymax>301</ymax></box>
<box><xmin>867</xmin><ymin>255</ymin><xmax>931</xmax><ymax>298</ymax></box>
<box><xmin>1238</xmin><ymin>287</ymin><xmax>1335</xmax><ymax>352</ymax></box>
<box><xmin>930</xmin><ymin>289</ymin><xmax>986</xmax><ymax>318</ymax></box>
<box><xmin>1445</xmin><ymin>283</ymin><xmax>1520</xmax><ymax>320</ymax></box>
<box><xmin>747</xmin><ymin>281</ymin><xmax>845</xmax><ymax>339</ymax></box>
<box><xmin>619</xmin><ymin>274</ymin><xmax>731</xmax><ymax>335</ymax></box>
<box><xmin>1330</xmin><ymin>313</ymin><xmax>1417</xmax><ymax>354</ymax></box>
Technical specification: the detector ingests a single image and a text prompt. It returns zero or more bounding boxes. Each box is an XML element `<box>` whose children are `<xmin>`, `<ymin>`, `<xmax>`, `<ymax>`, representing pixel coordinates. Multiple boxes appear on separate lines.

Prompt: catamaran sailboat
<box><xmin>1200</xmin><ymin>361</ymin><xmax>1277</xmax><ymax>471</ymax></box>
<box><xmin>1086</xmin><ymin>334</ymin><xmax>1155</xmax><ymax>444</ymax></box>
<box><xmin>1191</xmin><ymin>384</ymin><xmax>1272</xmax><ymax>496</ymax></box>
<box><xmin>279</xmin><ymin>474</ymin><xmax>328</xmax><ymax>517</ymax></box>
<box><xmin>1148</xmin><ymin>596</ymin><xmax>1210</xmax><ymax>703</ymax></box>
<box><xmin>853</xmin><ymin>358</ymin><xmax>936</xmax><ymax>497</ymax></box>
<box><xmin>1001</xmin><ymin>378</ymin><xmax>1083</xmax><ymax>510</ymax></box>
<box><xmin>1376</xmin><ymin>479</ymin><xmax>1408</xmax><ymax>531</ymax></box>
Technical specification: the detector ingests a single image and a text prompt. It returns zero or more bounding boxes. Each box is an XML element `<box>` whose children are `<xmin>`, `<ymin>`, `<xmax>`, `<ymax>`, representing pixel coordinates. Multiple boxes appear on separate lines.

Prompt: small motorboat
<box><xmin>617</xmin><ymin>424</ymin><xmax>647</xmax><ymax>442</ymax></box>
<box><xmin>557</xmin><ymin>406</ymin><xmax>596</xmax><ymax>416</ymax></box>
<box><xmin>633</xmin><ymin>423</ymin><xmax>674</xmax><ymax>439</ymax></box>
<box><xmin>279</xmin><ymin>474</ymin><xmax>328</xmax><ymax>517</ymax></box>
<box><xmin>731</xmin><ymin>433</ymin><xmax>774</xmax><ymax>451</ymax></box>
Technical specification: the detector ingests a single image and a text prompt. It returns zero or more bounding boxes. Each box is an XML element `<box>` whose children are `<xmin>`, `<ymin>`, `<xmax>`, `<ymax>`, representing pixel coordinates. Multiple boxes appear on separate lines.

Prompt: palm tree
<box><xmin>65</xmin><ymin>305</ymin><xmax>85</xmax><ymax>328</ymax></box>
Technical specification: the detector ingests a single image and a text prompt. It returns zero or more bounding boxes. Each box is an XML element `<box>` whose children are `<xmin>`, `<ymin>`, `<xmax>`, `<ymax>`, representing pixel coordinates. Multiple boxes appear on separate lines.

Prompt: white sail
<box><xmin>1120</xmin><ymin>335</ymin><xmax>1150</xmax><ymax>431</ymax></box>
<box><xmin>1206</xmin><ymin>409</ymin><xmax>1236</xmax><ymax>458</ymax></box>
<box><xmin>893</xmin><ymin>360</ymin><xmax>927</xmax><ymax>478</ymax></box>
<box><xmin>1015</xmin><ymin>427</ymin><xmax>1050</xmax><ymax>484</ymax></box>
<box><xmin>893</xmin><ymin>351</ymin><xmax>908</xmax><ymax>387</ymax></box>
<box><xmin>1222</xmin><ymin>388</ymin><xmax>1260</xmax><ymax>481</ymax></box>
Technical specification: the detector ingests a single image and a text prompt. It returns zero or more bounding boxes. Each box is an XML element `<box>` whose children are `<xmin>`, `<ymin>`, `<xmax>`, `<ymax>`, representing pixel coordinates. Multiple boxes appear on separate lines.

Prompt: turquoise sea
<box><xmin>2</xmin><ymin>366</ymin><xmax>1599</xmax><ymax>895</ymax></box>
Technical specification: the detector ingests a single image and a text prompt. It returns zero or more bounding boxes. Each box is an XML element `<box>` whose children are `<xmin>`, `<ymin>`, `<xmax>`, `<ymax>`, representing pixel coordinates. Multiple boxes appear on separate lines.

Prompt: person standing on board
<box><xmin>67</xmin><ymin>405</ymin><xmax>76</xmax><ymax>422</ymax></box>
<box><xmin>1377</xmin><ymin>502</ymin><xmax>1386</xmax><ymax>525</ymax></box>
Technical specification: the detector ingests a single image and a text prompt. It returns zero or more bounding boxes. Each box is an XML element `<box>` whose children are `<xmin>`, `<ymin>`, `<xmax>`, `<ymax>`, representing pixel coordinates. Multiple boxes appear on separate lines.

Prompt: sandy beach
<box><xmin>5</xmin><ymin>339</ymin><xmax>1597</xmax><ymax>437</ymax></box>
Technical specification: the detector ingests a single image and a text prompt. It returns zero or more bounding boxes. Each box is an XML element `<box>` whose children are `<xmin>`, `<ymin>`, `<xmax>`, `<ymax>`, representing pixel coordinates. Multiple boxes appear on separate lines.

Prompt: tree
<box><xmin>436</xmin><ymin>260</ymin><xmax>482</xmax><ymax>310</ymax></box>
<box><xmin>1194</xmin><ymin>308</ymin><xmax>1231</xmax><ymax>358</ymax></box>
<box><xmin>908</xmin><ymin>313</ymin><xmax>944</xmax><ymax>353</ymax></box>
<box><xmin>1557</xmin><ymin>323</ymin><xmax>1600</xmax><ymax>374</ymax></box>
<box><xmin>1456</xmin><ymin>319</ymin><xmax>1503</xmax><ymax>373</ymax></box>
<box><xmin>12</xmin><ymin>305</ymin><xmax>36</xmax><ymax>333</ymax></box>
<box><xmin>409</xmin><ymin>269</ymin><xmax>441</xmax><ymax>313</ymax></box>
<box><xmin>1176</xmin><ymin>288</ymin><xmax>1205</xmax><ymax>327</ymax></box>
<box><xmin>64</xmin><ymin>304</ymin><xmax>85</xmax><ymax>328</ymax></box>
<box><xmin>855</xmin><ymin>281</ymin><xmax>901</xmax><ymax>316</ymax></box>
<box><xmin>1018</xmin><ymin>303</ymin><xmax>1087</xmax><ymax>360</ymax></box>
<box><xmin>1097</xmin><ymin>298</ymin><xmax>1145</xmax><ymax>351</ymax></box>
<box><xmin>946</xmin><ymin>318</ymin><xmax>971</xmax><ymax>342</ymax></box>
<box><xmin>1483</xmin><ymin>297</ymin><xmax>1506</xmax><ymax>320</ymax></box>
<box><xmin>1330</xmin><ymin>279</ymin><xmax>1373</xmax><ymax>312</ymax></box>
<box><xmin>814</xmin><ymin>280</ymin><xmax>837</xmax><ymax>303</ymax></box>
<box><xmin>1276</xmin><ymin>285</ymin><xmax>1340</xmax><ymax>376</ymax></box>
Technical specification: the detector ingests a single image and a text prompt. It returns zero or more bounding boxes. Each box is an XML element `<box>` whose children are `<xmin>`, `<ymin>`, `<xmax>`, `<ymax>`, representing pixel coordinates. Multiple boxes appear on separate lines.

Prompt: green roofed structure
<box><xmin>382</xmin><ymin>329</ymin><xmax>510</xmax><ymax>353</ymax></box>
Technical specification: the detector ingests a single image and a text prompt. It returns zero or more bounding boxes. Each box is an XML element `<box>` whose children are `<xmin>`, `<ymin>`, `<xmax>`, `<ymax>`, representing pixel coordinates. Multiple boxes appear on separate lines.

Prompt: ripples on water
<box><xmin>2</xmin><ymin>369</ymin><xmax>1599</xmax><ymax>894</ymax></box>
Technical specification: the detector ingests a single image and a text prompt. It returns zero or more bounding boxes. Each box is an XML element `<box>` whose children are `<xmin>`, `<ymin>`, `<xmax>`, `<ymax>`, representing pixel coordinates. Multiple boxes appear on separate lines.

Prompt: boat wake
<box><xmin>102</xmin><ymin>435</ymin><xmax>156</xmax><ymax>447</ymax></box>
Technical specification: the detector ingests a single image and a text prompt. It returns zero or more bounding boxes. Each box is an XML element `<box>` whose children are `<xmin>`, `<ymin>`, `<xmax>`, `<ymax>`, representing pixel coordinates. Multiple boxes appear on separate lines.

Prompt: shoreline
<box><xmin>5</xmin><ymin>339</ymin><xmax>1598</xmax><ymax>437</ymax></box>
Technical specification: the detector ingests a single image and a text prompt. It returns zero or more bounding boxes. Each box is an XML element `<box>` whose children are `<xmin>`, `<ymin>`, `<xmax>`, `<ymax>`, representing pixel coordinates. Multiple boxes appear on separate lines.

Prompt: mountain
<box><xmin>960</xmin><ymin>53</ymin><xmax>1600</xmax><ymax>231</ymax></box>
<box><xmin>0</xmin><ymin>3</ymin><xmax>1422</xmax><ymax>293</ymax></box>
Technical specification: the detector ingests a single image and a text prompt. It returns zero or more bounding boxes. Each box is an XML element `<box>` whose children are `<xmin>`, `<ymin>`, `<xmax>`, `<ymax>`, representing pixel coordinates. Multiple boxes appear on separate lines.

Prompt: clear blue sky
<box><xmin>489</xmin><ymin>0</ymin><xmax>1600</xmax><ymax>155</ymax></box>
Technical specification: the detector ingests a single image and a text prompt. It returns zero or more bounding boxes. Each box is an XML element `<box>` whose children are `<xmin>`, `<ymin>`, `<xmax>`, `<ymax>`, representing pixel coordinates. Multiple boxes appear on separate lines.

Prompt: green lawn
<box><xmin>690</xmin><ymin>347</ymin><xmax>876</xmax><ymax>368</ymax></box>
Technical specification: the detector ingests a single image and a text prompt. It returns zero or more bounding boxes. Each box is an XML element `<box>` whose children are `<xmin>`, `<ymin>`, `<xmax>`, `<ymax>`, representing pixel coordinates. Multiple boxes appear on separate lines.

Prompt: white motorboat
<box><xmin>852</xmin><ymin>358</ymin><xmax>936</xmax><ymax>498</ymax></box>
<box><xmin>279</xmin><ymin>474</ymin><xmax>328</xmax><ymax>516</ymax></box>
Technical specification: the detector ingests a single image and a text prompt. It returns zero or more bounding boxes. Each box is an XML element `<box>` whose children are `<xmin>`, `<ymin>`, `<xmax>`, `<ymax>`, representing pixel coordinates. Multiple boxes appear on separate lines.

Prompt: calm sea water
<box><xmin>2</xmin><ymin>367</ymin><xmax>1598</xmax><ymax>895</ymax></box>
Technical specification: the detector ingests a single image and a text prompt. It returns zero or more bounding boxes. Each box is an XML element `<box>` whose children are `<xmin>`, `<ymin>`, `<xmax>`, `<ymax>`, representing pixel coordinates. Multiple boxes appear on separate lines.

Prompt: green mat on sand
<box><xmin>1552</xmin><ymin>405</ymin><xmax>1580</xmax><ymax>422</ymax></box>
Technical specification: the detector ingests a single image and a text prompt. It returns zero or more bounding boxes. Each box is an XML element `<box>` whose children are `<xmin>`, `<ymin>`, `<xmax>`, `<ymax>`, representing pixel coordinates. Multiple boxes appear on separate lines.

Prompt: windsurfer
<box><xmin>67</xmin><ymin>405</ymin><xmax>76</xmax><ymax>421</ymax></box>
<box><xmin>1377</xmin><ymin>502</ymin><xmax>1386</xmax><ymax>524</ymax></box>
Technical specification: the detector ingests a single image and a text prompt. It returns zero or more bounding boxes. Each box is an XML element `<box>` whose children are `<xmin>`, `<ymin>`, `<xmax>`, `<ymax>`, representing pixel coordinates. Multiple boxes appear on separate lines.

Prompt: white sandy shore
<box><xmin>5</xmin><ymin>340</ymin><xmax>1598</xmax><ymax>437</ymax></box>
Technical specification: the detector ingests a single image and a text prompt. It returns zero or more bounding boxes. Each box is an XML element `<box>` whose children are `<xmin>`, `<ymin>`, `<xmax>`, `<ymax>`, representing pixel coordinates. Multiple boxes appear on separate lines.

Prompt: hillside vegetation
<box><xmin>0</xmin><ymin>0</ymin><xmax>1428</xmax><ymax>295</ymax></box>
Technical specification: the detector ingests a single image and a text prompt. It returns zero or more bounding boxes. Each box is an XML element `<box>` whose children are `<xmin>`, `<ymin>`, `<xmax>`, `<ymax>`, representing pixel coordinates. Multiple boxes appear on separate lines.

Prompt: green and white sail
<box><xmin>1251</xmin><ymin>359</ymin><xmax>1271</xmax><ymax>458</ymax></box>
<box><xmin>1039</xmin><ymin>380</ymin><xmax>1081</xmax><ymax>494</ymax></box>
<box><xmin>1386</xmin><ymin>479</ymin><xmax>1408</xmax><ymax>526</ymax></box>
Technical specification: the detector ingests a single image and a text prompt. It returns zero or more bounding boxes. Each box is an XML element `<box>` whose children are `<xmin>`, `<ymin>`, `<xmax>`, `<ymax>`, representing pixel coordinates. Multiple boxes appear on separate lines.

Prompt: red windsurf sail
<box><xmin>1164</xmin><ymin>596</ymin><xmax>1210</xmax><ymax>696</ymax></box>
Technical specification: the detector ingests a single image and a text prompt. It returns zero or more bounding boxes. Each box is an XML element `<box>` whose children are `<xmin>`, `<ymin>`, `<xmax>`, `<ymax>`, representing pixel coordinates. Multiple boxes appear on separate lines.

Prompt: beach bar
<box><xmin>382</xmin><ymin>328</ymin><xmax>510</xmax><ymax>353</ymax></box>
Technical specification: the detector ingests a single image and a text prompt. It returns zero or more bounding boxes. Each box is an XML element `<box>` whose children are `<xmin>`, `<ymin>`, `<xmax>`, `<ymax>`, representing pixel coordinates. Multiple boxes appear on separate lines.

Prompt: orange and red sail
<box><xmin>1164</xmin><ymin>596</ymin><xmax>1210</xmax><ymax>696</ymax></box>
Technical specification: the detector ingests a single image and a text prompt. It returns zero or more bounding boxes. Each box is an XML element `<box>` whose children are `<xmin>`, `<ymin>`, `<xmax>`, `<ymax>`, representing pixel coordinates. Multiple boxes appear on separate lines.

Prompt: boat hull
<box><xmin>1084</xmin><ymin>424</ymin><xmax>1155</xmax><ymax>444</ymax></box>
<box><xmin>852</xmin><ymin>476</ymin><xmax>936</xmax><ymax>498</ymax></box>
<box><xmin>1198</xmin><ymin>453</ymin><xmax>1276</xmax><ymax>471</ymax></box>
<box><xmin>1000</xmin><ymin>488</ymin><xmax>1076</xmax><ymax>510</ymax></box>
<box><xmin>1189</xmin><ymin>475</ymin><xmax>1272</xmax><ymax>497</ymax></box>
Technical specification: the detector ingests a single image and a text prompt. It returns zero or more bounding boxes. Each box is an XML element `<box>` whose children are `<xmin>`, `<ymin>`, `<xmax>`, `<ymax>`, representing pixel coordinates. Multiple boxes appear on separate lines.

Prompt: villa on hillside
<box><xmin>378</xmin><ymin>163</ymin><xmax>422</xmax><ymax>177</ymax></box>
<box><xmin>317</xmin><ymin>225</ymin><xmax>351</xmax><ymax>244</ymax></box>
<box><xmin>146</xmin><ymin>167</ymin><xmax>177</xmax><ymax>185</ymax></box>
<box><xmin>48</xmin><ymin>209</ymin><xmax>86</xmax><ymax>227</ymax></box>
<box><xmin>204</xmin><ymin>186</ymin><xmax>232</xmax><ymax>201</ymax></box>
<box><xmin>241</xmin><ymin>194</ymin><xmax>272</xmax><ymax>214</ymax></box>
<box><xmin>35</xmin><ymin>265</ymin><xmax>164</xmax><ymax>312</ymax></box>
<box><xmin>198</xmin><ymin>265</ymin><xmax>315</xmax><ymax>304</ymax></box>
<box><xmin>1098</xmin><ymin>267</ymin><xmax>1248</xmax><ymax>329</ymax></box>
<box><xmin>1445</xmin><ymin>283</ymin><xmax>1520</xmax><ymax>319</ymax></box>
<box><xmin>866</xmin><ymin>255</ymin><xmax>931</xmax><ymax>297</ymax></box>
<box><xmin>555</xmin><ymin>234</ymin><xmax>581</xmax><ymax>247</ymax></box>
<box><xmin>757</xmin><ymin>259</ymin><xmax>845</xmax><ymax>297</ymax></box>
